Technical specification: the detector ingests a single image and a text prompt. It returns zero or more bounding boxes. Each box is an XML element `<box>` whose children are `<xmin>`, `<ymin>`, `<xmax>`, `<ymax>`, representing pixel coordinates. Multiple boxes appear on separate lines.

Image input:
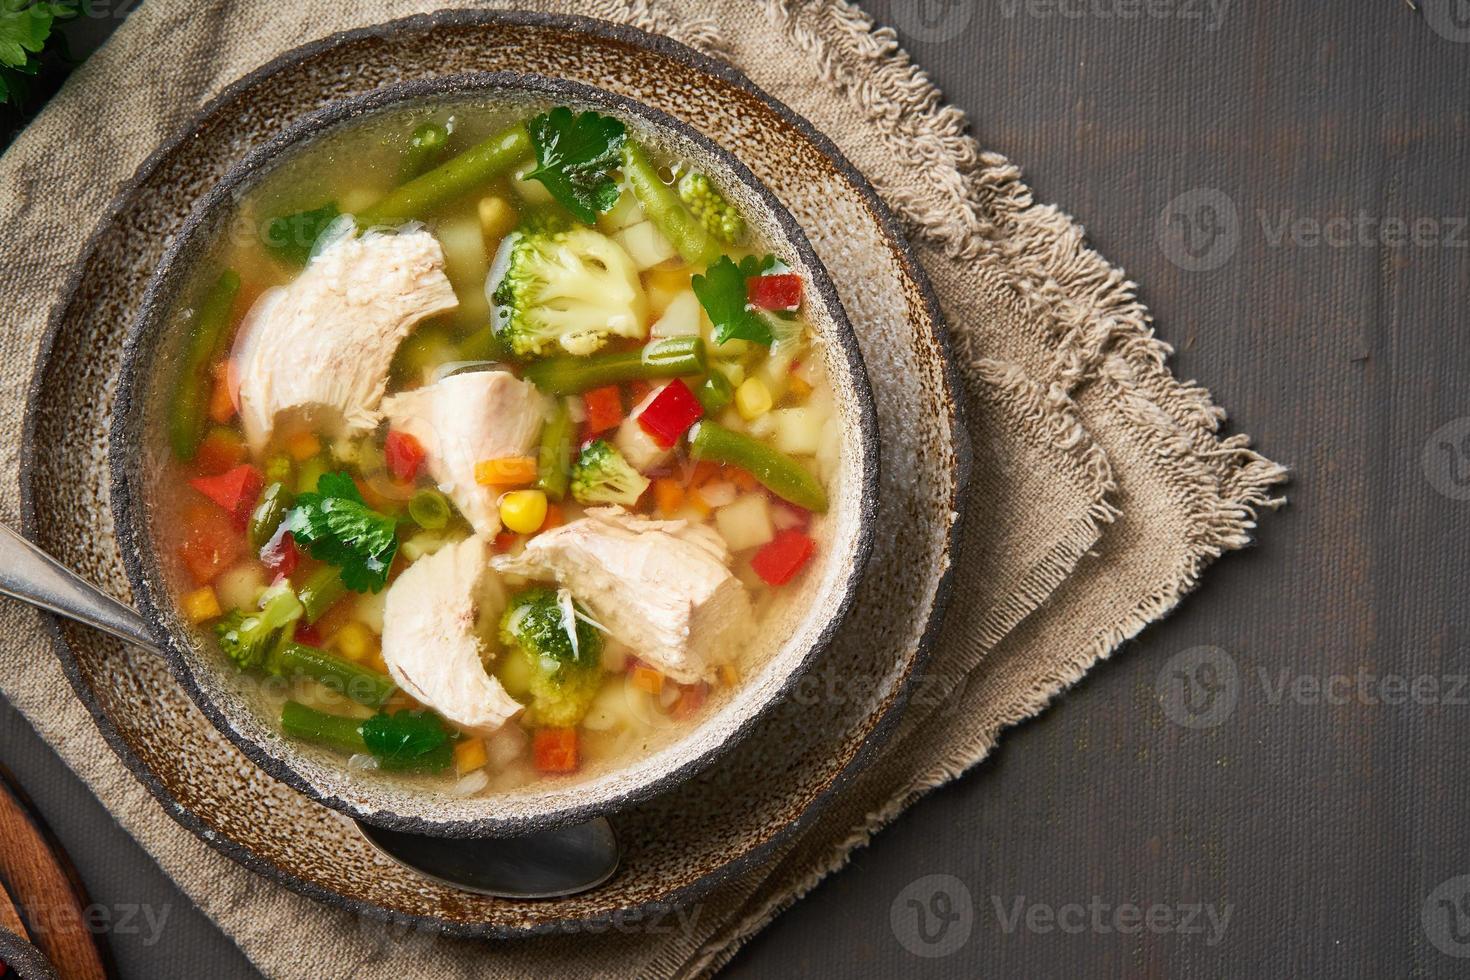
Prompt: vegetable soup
<box><xmin>159</xmin><ymin>98</ymin><xmax>840</xmax><ymax>795</ymax></box>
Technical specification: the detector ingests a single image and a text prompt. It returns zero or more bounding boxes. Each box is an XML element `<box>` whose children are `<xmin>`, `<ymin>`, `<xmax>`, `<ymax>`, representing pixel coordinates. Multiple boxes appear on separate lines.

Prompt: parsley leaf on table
<box><xmin>691</xmin><ymin>254</ymin><xmax>780</xmax><ymax>347</ymax></box>
<box><xmin>361</xmin><ymin>710</ymin><xmax>453</xmax><ymax>772</ymax></box>
<box><xmin>524</xmin><ymin>106</ymin><xmax>627</xmax><ymax>224</ymax></box>
<box><xmin>0</xmin><ymin>1</ymin><xmax>74</xmax><ymax>107</ymax></box>
<box><xmin>286</xmin><ymin>471</ymin><xmax>398</xmax><ymax>593</ymax></box>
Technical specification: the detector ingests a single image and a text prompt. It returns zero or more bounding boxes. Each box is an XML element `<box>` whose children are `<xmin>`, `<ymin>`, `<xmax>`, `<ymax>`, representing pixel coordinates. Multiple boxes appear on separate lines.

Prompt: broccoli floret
<box><xmin>498</xmin><ymin>587</ymin><xmax>605</xmax><ymax>727</ymax></box>
<box><xmin>490</xmin><ymin>217</ymin><xmax>648</xmax><ymax>358</ymax></box>
<box><xmin>678</xmin><ymin>172</ymin><xmax>746</xmax><ymax>245</ymax></box>
<box><xmin>215</xmin><ymin>586</ymin><xmax>303</xmax><ymax>671</ymax></box>
<box><xmin>571</xmin><ymin>439</ymin><xmax>651</xmax><ymax>507</ymax></box>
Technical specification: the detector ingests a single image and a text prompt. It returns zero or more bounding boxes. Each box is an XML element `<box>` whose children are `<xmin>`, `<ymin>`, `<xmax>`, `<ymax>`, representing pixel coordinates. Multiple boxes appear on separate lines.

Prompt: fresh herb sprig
<box><xmin>0</xmin><ymin>1</ymin><xmax>76</xmax><ymax>108</ymax></box>
<box><xmin>286</xmin><ymin>471</ymin><xmax>399</xmax><ymax>593</ymax></box>
<box><xmin>524</xmin><ymin>106</ymin><xmax>627</xmax><ymax>224</ymax></box>
<box><xmin>691</xmin><ymin>254</ymin><xmax>780</xmax><ymax>346</ymax></box>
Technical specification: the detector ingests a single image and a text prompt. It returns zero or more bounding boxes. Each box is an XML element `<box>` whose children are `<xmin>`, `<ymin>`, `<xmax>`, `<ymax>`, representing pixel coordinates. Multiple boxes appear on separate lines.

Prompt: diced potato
<box><xmin>770</xmin><ymin>407</ymin><xmax>823</xmax><ymax>456</ymax></box>
<box><xmin>478</xmin><ymin>195</ymin><xmax>518</xmax><ymax>240</ymax></box>
<box><xmin>650</xmin><ymin>289</ymin><xmax>701</xmax><ymax>338</ymax></box>
<box><xmin>614</xmin><ymin>221</ymin><xmax>677</xmax><ymax>270</ymax></box>
<box><xmin>716</xmin><ymin>493</ymin><xmax>775</xmax><ymax>552</ymax></box>
<box><xmin>715</xmin><ymin>361</ymin><xmax>745</xmax><ymax>387</ymax></box>
<box><xmin>614</xmin><ymin>409</ymin><xmax>672</xmax><ymax>473</ymax></box>
<box><xmin>436</xmin><ymin>213</ymin><xmax>490</xmax><ymax>319</ymax></box>
<box><xmin>402</xmin><ymin>531</ymin><xmax>453</xmax><ymax>562</ymax></box>
<box><xmin>598</xmin><ymin>188</ymin><xmax>646</xmax><ymax>232</ymax></box>
<box><xmin>512</xmin><ymin>161</ymin><xmax>555</xmax><ymax>204</ymax></box>
<box><xmin>354</xmin><ymin>588</ymin><xmax>387</xmax><ymax>635</ymax></box>
<box><xmin>582</xmin><ymin>682</ymin><xmax>631</xmax><ymax>732</ymax></box>
<box><xmin>214</xmin><ymin>564</ymin><xmax>266</xmax><ymax>612</ymax></box>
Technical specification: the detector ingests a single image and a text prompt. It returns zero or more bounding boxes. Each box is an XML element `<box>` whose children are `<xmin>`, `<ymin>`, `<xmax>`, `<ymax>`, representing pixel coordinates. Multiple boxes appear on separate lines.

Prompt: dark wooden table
<box><xmin>5</xmin><ymin>1</ymin><xmax>1468</xmax><ymax>976</ymax></box>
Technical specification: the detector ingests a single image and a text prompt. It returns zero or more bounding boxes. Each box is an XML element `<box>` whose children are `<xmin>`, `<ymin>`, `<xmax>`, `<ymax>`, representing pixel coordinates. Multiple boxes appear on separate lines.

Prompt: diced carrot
<box><xmin>653</xmin><ymin>478</ymin><xmax>685</xmax><ymax>517</ymax></box>
<box><xmin>785</xmin><ymin>374</ymin><xmax>813</xmax><ymax>401</ymax></box>
<box><xmin>582</xmin><ymin>385</ymin><xmax>624</xmax><ymax>434</ymax></box>
<box><xmin>285</xmin><ymin>431</ymin><xmax>321</xmax><ymax>462</ymax></box>
<box><xmin>533</xmin><ymin>728</ymin><xmax>579</xmax><ymax>773</ymax></box>
<box><xmin>718</xmin><ymin>662</ymin><xmax>740</xmax><ymax>688</ymax></box>
<box><xmin>475</xmin><ymin>456</ymin><xmax>538</xmax><ymax>487</ymax></box>
<box><xmin>207</xmin><ymin>362</ymin><xmax>236</xmax><ymax>424</ymax></box>
<box><xmin>751</xmin><ymin>529</ymin><xmax>816</xmax><ymax>586</ymax></box>
<box><xmin>687</xmin><ymin>460</ymin><xmax>719</xmax><ymax>489</ymax></box>
<box><xmin>177</xmin><ymin>504</ymin><xmax>243</xmax><ymax>585</ymax></box>
<box><xmin>539</xmin><ymin>502</ymin><xmax>564</xmax><ymax>532</ymax></box>
<box><xmin>671</xmin><ymin>682</ymin><xmax>708</xmax><ymax>719</ymax></box>
<box><xmin>195</xmin><ymin>427</ymin><xmax>246</xmax><ymax>476</ymax></box>
<box><xmin>384</xmin><ymin>429</ymin><xmax>426</xmax><ymax>482</ymax></box>
<box><xmin>181</xmin><ymin>586</ymin><xmax>222</xmax><ymax>623</ymax></box>
<box><xmin>685</xmin><ymin>492</ymin><xmax>712</xmax><ymax>518</ymax></box>
<box><xmin>455</xmin><ymin>737</ymin><xmax>489</xmax><ymax>775</ymax></box>
<box><xmin>630</xmin><ymin>665</ymin><xmax>664</xmax><ymax>696</ymax></box>
<box><xmin>189</xmin><ymin>464</ymin><xmax>264</xmax><ymax>530</ymax></box>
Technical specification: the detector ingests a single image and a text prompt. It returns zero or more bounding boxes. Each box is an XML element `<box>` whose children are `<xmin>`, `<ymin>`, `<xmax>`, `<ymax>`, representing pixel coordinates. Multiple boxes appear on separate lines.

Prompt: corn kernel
<box><xmin>330</xmin><ymin>622</ymin><xmax>376</xmax><ymax>662</ymax></box>
<box><xmin>181</xmin><ymin>586</ymin><xmax>222</xmax><ymax>623</ymax></box>
<box><xmin>478</xmin><ymin>196</ymin><xmax>518</xmax><ymax>240</ymax></box>
<box><xmin>735</xmin><ymin>377</ymin><xmax>773</xmax><ymax>420</ymax></box>
<box><xmin>455</xmin><ymin>737</ymin><xmax>489</xmax><ymax>775</ymax></box>
<box><xmin>500</xmin><ymin>490</ymin><xmax>548</xmax><ymax>534</ymax></box>
<box><xmin>285</xmin><ymin>431</ymin><xmax>321</xmax><ymax>461</ymax></box>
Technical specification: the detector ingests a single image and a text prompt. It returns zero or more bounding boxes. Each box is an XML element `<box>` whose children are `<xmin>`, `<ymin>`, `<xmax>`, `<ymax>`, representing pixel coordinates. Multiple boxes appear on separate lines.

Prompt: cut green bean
<box><xmin>688</xmin><ymin>420</ymin><xmax>828</xmax><ymax>513</ymax></box>
<box><xmin>694</xmin><ymin>371</ymin><xmax>734</xmax><ymax>414</ymax></box>
<box><xmin>401</xmin><ymin>121</ymin><xmax>450</xmax><ymax>179</ymax></box>
<box><xmin>298</xmin><ymin>566</ymin><xmax>347</xmax><ymax>625</ymax></box>
<box><xmin>621</xmin><ymin>142</ymin><xmax>721</xmax><ymax>266</ymax></box>
<box><xmin>275</xmin><ymin>643</ymin><xmax>396</xmax><ymax>707</ymax></box>
<box><xmin>456</xmin><ymin>323</ymin><xmax>515</xmax><ymax>363</ymax></box>
<box><xmin>280</xmin><ymin>700</ymin><xmax>367</xmax><ymax>756</ymax></box>
<box><xmin>524</xmin><ymin>337</ymin><xmax>708</xmax><ymax>395</ymax></box>
<box><xmin>247</xmin><ymin>482</ymin><xmax>293</xmax><ymax>551</ymax></box>
<box><xmin>167</xmin><ymin>270</ymin><xmax>240</xmax><ymax>460</ymax></box>
<box><xmin>536</xmin><ymin>399</ymin><xmax>575</xmax><ymax>501</ymax></box>
<box><xmin>358</xmin><ymin>122</ymin><xmax>532</xmax><ymax>226</ymax></box>
<box><xmin>407</xmin><ymin>488</ymin><xmax>450</xmax><ymax>530</ymax></box>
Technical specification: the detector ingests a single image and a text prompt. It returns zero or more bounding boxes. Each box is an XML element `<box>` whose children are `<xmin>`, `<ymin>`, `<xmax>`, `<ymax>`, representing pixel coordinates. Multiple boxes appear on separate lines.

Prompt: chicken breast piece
<box><xmin>232</xmin><ymin>230</ymin><xmax>459</xmax><ymax>451</ymax></box>
<box><xmin>493</xmin><ymin>507</ymin><xmax>753</xmax><ymax>684</ymax></box>
<box><xmin>381</xmin><ymin>536</ymin><xmax>521</xmax><ymax>734</ymax></box>
<box><xmin>381</xmin><ymin>371</ymin><xmax>551</xmax><ymax>536</ymax></box>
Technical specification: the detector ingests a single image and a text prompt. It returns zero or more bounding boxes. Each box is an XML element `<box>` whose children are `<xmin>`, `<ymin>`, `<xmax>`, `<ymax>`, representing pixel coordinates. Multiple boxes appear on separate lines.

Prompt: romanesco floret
<box><xmin>677</xmin><ymin>172</ymin><xmax>746</xmax><ymax>245</ymax></box>
<box><xmin>215</xmin><ymin>586</ymin><xmax>303</xmax><ymax>672</ymax></box>
<box><xmin>571</xmin><ymin>439</ymin><xmax>651</xmax><ymax>507</ymax></box>
<box><xmin>490</xmin><ymin>216</ymin><xmax>648</xmax><ymax>358</ymax></box>
<box><xmin>499</xmin><ymin>587</ymin><xmax>606</xmax><ymax>727</ymax></box>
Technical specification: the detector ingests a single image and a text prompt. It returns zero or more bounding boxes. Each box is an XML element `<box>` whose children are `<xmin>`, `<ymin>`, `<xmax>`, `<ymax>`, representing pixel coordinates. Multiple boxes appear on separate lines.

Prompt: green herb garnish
<box><xmin>691</xmin><ymin>254</ymin><xmax>780</xmax><ymax>347</ymax></box>
<box><xmin>524</xmin><ymin>107</ymin><xmax>626</xmax><ymax>224</ymax></box>
<box><xmin>286</xmin><ymin>471</ymin><xmax>398</xmax><ymax>593</ymax></box>
<box><xmin>0</xmin><ymin>1</ymin><xmax>74</xmax><ymax>108</ymax></box>
<box><xmin>360</xmin><ymin>709</ymin><xmax>453</xmax><ymax>772</ymax></box>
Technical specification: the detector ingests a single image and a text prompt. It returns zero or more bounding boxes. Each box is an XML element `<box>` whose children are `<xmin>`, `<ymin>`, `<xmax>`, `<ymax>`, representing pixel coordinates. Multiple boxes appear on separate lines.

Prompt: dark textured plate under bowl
<box><xmin>22</xmin><ymin>10</ymin><xmax>968</xmax><ymax>935</ymax></box>
<box><xmin>111</xmin><ymin>70</ymin><xmax>880</xmax><ymax>840</ymax></box>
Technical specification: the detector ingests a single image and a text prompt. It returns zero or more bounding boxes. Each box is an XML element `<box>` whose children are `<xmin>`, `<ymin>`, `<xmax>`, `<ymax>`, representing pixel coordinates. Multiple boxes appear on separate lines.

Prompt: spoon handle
<box><xmin>0</xmin><ymin>523</ymin><xmax>161</xmax><ymax>655</ymax></box>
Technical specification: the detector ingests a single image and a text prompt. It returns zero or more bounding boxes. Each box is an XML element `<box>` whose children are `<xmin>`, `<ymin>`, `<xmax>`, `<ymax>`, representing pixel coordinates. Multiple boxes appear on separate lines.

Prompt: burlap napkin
<box><xmin>0</xmin><ymin>1</ymin><xmax>1286</xmax><ymax>976</ymax></box>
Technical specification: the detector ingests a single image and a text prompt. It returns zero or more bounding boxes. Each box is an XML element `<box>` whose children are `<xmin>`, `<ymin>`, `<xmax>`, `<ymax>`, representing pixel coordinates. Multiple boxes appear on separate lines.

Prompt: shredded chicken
<box><xmin>232</xmin><ymin>231</ymin><xmax>458</xmax><ymax>451</ymax></box>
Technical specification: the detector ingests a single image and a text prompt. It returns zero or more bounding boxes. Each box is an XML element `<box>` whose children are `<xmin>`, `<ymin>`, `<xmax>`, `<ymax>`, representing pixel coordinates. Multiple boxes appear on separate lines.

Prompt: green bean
<box><xmin>694</xmin><ymin>371</ymin><xmax>734</xmax><ymax>414</ymax></box>
<box><xmin>456</xmin><ymin>323</ymin><xmax>515</xmax><ymax>363</ymax></box>
<box><xmin>688</xmin><ymin>420</ymin><xmax>828</xmax><ymax>513</ymax></box>
<box><xmin>401</xmin><ymin>121</ymin><xmax>450</xmax><ymax>179</ymax></box>
<box><xmin>524</xmin><ymin>337</ymin><xmax>708</xmax><ymax>395</ymax></box>
<box><xmin>536</xmin><ymin>399</ymin><xmax>575</xmax><ymax>501</ymax></box>
<box><xmin>275</xmin><ymin>643</ymin><xmax>396</xmax><ymax>708</ymax></box>
<box><xmin>247</xmin><ymin>482</ymin><xmax>293</xmax><ymax>551</ymax></box>
<box><xmin>621</xmin><ymin>142</ymin><xmax>721</xmax><ymax>266</ymax></box>
<box><xmin>297</xmin><ymin>566</ymin><xmax>347</xmax><ymax>625</ymax></box>
<box><xmin>167</xmin><ymin>270</ymin><xmax>240</xmax><ymax>460</ymax></box>
<box><xmin>408</xmin><ymin>488</ymin><xmax>450</xmax><ymax>530</ymax></box>
<box><xmin>280</xmin><ymin>701</ymin><xmax>367</xmax><ymax>756</ymax></box>
<box><xmin>357</xmin><ymin>122</ymin><xmax>532</xmax><ymax>226</ymax></box>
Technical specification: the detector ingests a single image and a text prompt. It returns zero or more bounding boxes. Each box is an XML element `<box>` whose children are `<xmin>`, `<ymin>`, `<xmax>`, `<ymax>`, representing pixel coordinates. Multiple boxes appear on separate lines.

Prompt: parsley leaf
<box><xmin>360</xmin><ymin>710</ymin><xmax>453</xmax><ymax>772</ymax></box>
<box><xmin>691</xmin><ymin>254</ymin><xmax>780</xmax><ymax>347</ymax></box>
<box><xmin>524</xmin><ymin>106</ymin><xmax>627</xmax><ymax>224</ymax></box>
<box><xmin>0</xmin><ymin>1</ymin><xmax>74</xmax><ymax>108</ymax></box>
<box><xmin>286</xmin><ymin>471</ymin><xmax>398</xmax><ymax>593</ymax></box>
<box><xmin>262</xmin><ymin>201</ymin><xmax>340</xmax><ymax>266</ymax></box>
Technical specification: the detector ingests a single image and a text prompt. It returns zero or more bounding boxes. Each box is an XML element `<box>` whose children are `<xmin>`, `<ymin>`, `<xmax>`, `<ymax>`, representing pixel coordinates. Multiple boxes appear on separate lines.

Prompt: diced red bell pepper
<box><xmin>177</xmin><ymin>504</ymin><xmax>243</xmax><ymax>585</ymax></box>
<box><xmin>384</xmin><ymin>429</ymin><xmax>426</xmax><ymax>482</ymax></box>
<box><xmin>189</xmin><ymin>464</ymin><xmax>264</xmax><ymax>531</ymax></box>
<box><xmin>636</xmin><ymin>379</ymin><xmax>703</xmax><ymax>448</ymax></box>
<box><xmin>582</xmin><ymin>385</ymin><xmax>624</xmax><ymax>435</ymax></box>
<box><xmin>533</xmin><ymin>728</ymin><xmax>579</xmax><ymax>773</ymax></box>
<box><xmin>293</xmin><ymin>621</ymin><xmax>323</xmax><ymax>647</ymax></box>
<box><xmin>746</xmin><ymin>273</ymin><xmax>803</xmax><ymax>311</ymax></box>
<box><xmin>751</xmin><ymin>529</ymin><xmax>816</xmax><ymax>586</ymax></box>
<box><xmin>260</xmin><ymin>531</ymin><xmax>299</xmax><ymax>577</ymax></box>
<box><xmin>195</xmin><ymin>428</ymin><xmax>247</xmax><ymax>476</ymax></box>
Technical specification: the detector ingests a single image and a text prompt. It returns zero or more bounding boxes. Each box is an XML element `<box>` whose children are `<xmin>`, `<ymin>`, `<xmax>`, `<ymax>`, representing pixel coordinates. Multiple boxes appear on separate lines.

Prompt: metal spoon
<box><xmin>0</xmin><ymin>522</ymin><xmax>621</xmax><ymax>899</ymax></box>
